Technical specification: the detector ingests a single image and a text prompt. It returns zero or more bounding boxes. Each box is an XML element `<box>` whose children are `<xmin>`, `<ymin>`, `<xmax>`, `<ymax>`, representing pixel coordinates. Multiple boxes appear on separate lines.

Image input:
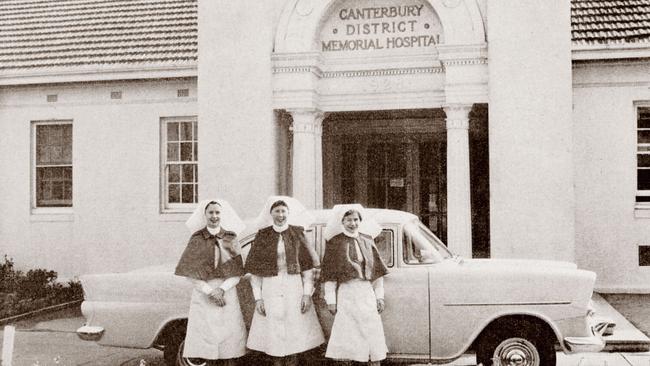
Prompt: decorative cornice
<box><xmin>441</xmin><ymin>58</ymin><xmax>487</xmax><ymax>67</ymax></box>
<box><xmin>272</xmin><ymin>65</ymin><xmax>323</xmax><ymax>78</ymax></box>
<box><xmin>323</xmin><ymin>66</ymin><xmax>443</xmax><ymax>78</ymax></box>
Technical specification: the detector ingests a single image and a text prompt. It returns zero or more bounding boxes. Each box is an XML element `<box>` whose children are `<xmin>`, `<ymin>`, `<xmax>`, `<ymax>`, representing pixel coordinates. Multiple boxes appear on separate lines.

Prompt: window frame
<box><xmin>31</xmin><ymin>120</ymin><xmax>73</xmax><ymax>214</ymax></box>
<box><xmin>160</xmin><ymin>116</ymin><xmax>199</xmax><ymax>213</ymax></box>
<box><xmin>637</xmin><ymin>105</ymin><xmax>650</xmax><ymax>214</ymax></box>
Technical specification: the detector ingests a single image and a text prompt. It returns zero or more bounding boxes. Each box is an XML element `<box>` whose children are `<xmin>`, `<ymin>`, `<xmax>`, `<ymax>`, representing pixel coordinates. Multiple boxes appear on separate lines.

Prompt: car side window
<box><xmin>374</xmin><ymin>229</ymin><xmax>394</xmax><ymax>268</ymax></box>
<box><xmin>319</xmin><ymin>227</ymin><xmax>394</xmax><ymax>268</ymax></box>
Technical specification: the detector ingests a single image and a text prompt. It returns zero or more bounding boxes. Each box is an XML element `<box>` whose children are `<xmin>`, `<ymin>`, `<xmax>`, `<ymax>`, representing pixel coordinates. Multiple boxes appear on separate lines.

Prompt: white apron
<box><xmin>247</xmin><ymin>239</ymin><xmax>325</xmax><ymax>357</ymax></box>
<box><xmin>326</xmin><ymin>279</ymin><xmax>388</xmax><ymax>362</ymax></box>
<box><xmin>183</xmin><ymin>278</ymin><xmax>247</xmax><ymax>359</ymax></box>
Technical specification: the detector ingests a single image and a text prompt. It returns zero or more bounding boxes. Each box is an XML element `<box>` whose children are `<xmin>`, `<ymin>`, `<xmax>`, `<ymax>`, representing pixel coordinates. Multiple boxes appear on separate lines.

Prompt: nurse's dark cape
<box><xmin>175</xmin><ymin>227</ymin><xmax>245</xmax><ymax>281</ymax></box>
<box><xmin>245</xmin><ymin>225</ymin><xmax>320</xmax><ymax>277</ymax></box>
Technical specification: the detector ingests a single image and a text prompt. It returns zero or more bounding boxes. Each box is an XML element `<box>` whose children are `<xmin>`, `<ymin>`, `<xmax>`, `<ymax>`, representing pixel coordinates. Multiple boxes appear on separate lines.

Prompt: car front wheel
<box><xmin>476</xmin><ymin>323</ymin><xmax>556</xmax><ymax>366</ymax></box>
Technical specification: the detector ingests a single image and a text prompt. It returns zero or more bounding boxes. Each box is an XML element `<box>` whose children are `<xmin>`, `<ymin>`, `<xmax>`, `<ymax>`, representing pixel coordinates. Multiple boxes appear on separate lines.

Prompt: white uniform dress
<box><xmin>324</xmin><ymin>234</ymin><xmax>388</xmax><ymax>362</ymax></box>
<box><xmin>183</xmin><ymin>229</ymin><xmax>247</xmax><ymax>360</ymax></box>
<box><xmin>247</xmin><ymin>225</ymin><xmax>325</xmax><ymax>357</ymax></box>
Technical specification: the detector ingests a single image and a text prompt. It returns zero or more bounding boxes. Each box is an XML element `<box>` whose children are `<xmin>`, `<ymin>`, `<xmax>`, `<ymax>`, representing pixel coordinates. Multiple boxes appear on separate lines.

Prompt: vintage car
<box><xmin>76</xmin><ymin>208</ymin><xmax>611</xmax><ymax>366</ymax></box>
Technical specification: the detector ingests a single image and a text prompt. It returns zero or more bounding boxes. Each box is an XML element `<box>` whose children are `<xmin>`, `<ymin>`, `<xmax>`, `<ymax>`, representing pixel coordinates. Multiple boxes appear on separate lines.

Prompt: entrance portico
<box><xmin>272</xmin><ymin>0</ymin><xmax>487</xmax><ymax>256</ymax></box>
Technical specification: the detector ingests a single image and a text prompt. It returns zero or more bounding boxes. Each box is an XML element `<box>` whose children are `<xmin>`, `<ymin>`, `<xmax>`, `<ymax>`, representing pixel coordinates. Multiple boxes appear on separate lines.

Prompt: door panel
<box><xmin>382</xmin><ymin>266</ymin><xmax>430</xmax><ymax>357</ymax></box>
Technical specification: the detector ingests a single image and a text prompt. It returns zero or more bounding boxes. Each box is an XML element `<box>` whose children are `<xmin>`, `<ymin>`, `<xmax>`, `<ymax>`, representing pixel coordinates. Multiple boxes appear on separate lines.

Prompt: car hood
<box><xmin>128</xmin><ymin>262</ymin><xmax>176</xmax><ymax>273</ymax></box>
<box><xmin>461</xmin><ymin>258</ymin><xmax>578</xmax><ymax>270</ymax></box>
<box><xmin>432</xmin><ymin>257</ymin><xmax>596</xmax><ymax>313</ymax></box>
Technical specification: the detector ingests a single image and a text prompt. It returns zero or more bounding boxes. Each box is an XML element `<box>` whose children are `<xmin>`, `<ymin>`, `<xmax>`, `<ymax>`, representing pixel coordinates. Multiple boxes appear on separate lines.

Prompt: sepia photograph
<box><xmin>1</xmin><ymin>0</ymin><xmax>650</xmax><ymax>365</ymax></box>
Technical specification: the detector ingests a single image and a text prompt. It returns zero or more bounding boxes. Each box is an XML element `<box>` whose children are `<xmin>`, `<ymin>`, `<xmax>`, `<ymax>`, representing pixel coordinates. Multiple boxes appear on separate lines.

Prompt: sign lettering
<box><xmin>320</xmin><ymin>1</ymin><xmax>443</xmax><ymax>53</ymax></box>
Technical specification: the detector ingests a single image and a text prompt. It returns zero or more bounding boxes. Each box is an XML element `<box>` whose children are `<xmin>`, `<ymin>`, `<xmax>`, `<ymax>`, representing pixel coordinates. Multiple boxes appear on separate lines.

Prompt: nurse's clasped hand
<box><xmin>209</xmin><ymin>288</ymin><xmax>226</xmax><ymax>307</ymax></box>
<box><xmin>300</xmin><ymin>294</ymin><xmax>312</xmax><ymax>313</ymax></box>
<box><xmin>255</xmin><ymin>299</ymin><xmax>266</xmax><ymax>316</ymax></box>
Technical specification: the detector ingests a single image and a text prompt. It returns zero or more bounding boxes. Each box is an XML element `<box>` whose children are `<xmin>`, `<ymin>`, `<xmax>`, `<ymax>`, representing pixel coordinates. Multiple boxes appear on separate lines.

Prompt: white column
<box><xmin>445</xmin><ymin>104</ymin><xmax>473</xmax><ymax>258</ymax></box>
<box><xmin>288</xmin><ymin>109</ymin><xmax>324</xmax><ymax>209</ymax></box>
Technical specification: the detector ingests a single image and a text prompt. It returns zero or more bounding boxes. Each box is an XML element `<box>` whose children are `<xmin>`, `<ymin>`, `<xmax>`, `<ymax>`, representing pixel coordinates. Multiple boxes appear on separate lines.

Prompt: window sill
<box><xmin>30</xmin><ymin>208</ymin><xmax>74</xmax><ymax>222</ymax></box>
<box><xmin>635</xmin><ymin>205</ymin><xmax>650</xmax><ymax>218</ymax></box>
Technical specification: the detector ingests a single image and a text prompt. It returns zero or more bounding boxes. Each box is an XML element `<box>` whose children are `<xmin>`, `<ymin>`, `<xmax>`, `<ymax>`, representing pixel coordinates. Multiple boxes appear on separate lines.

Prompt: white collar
<box><xmin>207</xmin><ymin>226</ymin><xmax>221</xmax><ymax>235</ymax></box>
<box><xmin>343</xmin><ymin>230</ymin><xmax>359</xmax><ymax>238</ymax></box>
<box><xmin>273</xmin><ymin>223</ymin><xmax>289</xmax><ymax>233</ymax></box>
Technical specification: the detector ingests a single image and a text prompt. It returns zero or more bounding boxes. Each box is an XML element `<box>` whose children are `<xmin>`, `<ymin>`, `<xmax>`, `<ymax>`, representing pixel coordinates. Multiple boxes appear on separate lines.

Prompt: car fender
<box><xmin>437</xmin><ymin>309</ymin><xmax>565</xmax><ymax>360</ymax></box>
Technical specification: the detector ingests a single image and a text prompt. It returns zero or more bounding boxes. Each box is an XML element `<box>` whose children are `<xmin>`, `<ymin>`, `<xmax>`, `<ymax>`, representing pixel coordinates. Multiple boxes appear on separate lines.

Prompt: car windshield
<box><xmin>403</xmin><ymin>220</ymin><xmax>453</xmax><ymax>264</ymax></box>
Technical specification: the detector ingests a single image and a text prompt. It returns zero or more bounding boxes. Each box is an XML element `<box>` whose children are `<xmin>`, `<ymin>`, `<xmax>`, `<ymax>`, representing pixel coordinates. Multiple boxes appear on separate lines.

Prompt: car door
<box><xmin>314</xmin><ymin>225</ymin><xmax>430</xmax><ymax>360</ymax></box>
<box><xmin>379</xmin><ymin>225</ymin><xmax>431</xmax><ymax>360</ymax></box>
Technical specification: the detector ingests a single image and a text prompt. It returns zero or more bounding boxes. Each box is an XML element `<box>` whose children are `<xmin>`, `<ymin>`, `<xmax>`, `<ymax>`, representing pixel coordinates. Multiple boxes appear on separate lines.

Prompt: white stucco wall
<box><xmin>198</xmin><ymin>0</ymin><xmax>286</xmax><ymax>217</ymax></box>
<box><xmin>487</xmin><ymin>1</ymin><xmax>575</xmax><ymax>261</ymax></box>
<box><xmin>0</xmin><ymin>79</ymin><xmax>198</xmax><ymax>278</ymax></box>
<box><xmin>573</xmin><ymin>60</ymin><xmax>650</xmax><ymax>292</ymax></box>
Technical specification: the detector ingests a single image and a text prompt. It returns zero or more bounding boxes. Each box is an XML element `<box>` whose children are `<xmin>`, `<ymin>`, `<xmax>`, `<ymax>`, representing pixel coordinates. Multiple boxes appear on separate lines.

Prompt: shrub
<box><xmin>0</xmin><ymin>255</ymin><xmax>83</xmax><ymax>319</ymax></box>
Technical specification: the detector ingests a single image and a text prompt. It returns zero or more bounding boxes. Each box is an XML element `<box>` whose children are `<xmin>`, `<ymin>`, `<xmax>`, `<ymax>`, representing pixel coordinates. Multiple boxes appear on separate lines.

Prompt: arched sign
<box><xmin>319</xmin><ymin>0</ymin><xmax>444</xmax><ymax>55</ymax></box>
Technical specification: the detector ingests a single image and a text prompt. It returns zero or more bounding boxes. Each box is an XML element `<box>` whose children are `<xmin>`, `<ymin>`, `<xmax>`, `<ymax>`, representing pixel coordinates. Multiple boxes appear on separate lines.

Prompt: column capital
<box><xmin>287</xmin><ymin>108</ymin><xmax>325</xmax><ymax>135</ymax></box>
<box><xmin>444</xmin><ymin>104</ymin><xmax>472</xmax><ymax>130</ymax></box>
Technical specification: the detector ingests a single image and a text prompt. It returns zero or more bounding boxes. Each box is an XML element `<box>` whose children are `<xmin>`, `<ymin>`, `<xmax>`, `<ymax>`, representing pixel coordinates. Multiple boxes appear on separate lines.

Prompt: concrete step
<box><xmin>592</xmin><ymin>293</ymin><xmax>650</xmax><ymax>352</ymax></box>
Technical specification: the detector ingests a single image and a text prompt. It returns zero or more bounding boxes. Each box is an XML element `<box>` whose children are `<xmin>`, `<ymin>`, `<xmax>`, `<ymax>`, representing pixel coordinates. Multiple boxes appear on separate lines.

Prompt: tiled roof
<box><xmin>0</xmin><ymin>0</ymin><xmax>197</xmax><ymax>71</ymax></box>
<box><xmin>572</xmin><ymin>0</ymin><xmax>650</xmax><ymax>46</ymax></box>
<box><xmin>0</xmin><ymin>0</ymin><xmax>647</xmax><ymax>73</ymax></box>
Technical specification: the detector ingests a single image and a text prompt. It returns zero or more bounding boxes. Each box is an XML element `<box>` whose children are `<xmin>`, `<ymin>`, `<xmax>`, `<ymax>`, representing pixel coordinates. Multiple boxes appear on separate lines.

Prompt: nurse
<box><xmin>321</xmin><ymin>204</ymin><xmax>389</xmax><ymax>366</ymax></box>
<box><xmin>245</xmin><ymin>196</ymin><xmax>325</xmax><ymax>366</ymax></box>
<box><xmin>174</xmin><ymin>199</ymin><xmax>247</xmax><ymax>366</ymax></box>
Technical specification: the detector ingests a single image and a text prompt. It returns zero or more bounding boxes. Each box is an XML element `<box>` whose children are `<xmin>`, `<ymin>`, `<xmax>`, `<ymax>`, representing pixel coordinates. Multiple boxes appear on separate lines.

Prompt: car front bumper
<box><xmin>563</xmin><ymin>315</ymin><xmax>611</xmax><ymax>353</ymax></box>
<box><xmin>76</xmin><ymin>325</ymin><xmax>105</xmax><ymax>341</ymax></box>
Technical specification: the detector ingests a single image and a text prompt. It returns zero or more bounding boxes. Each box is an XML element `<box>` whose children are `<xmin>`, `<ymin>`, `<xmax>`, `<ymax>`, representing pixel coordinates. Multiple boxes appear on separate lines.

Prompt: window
<box><xmin>162</xmin><ymin>117</ymin><xmax>198</xmax><ymax>210</ymax></box>
<box><xmin>403</xmin><ymin>220</ymin><xmax>452</xmax><ymax>264</ymax></box>
<box><xmin>33</xmin><ymin>121</ymin><xmax>72</xmax><ymax>208</ymax></box>
<box><xmin>638</xmin><ymin>107</ymin><xmax>650</xmax><ymax>205</ymax></box>
<box><xmin>374</xmin><ymin>229</ymin><xmax>395</xmax><ymax>267</ymax></box>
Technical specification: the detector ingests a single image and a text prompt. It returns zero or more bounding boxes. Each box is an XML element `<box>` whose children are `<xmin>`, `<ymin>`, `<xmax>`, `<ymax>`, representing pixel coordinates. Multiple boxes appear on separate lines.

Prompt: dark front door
<box><xmin>367</xmin><ymin>142</ymin><xmax>408</xmax><ymax>211</ymax></box>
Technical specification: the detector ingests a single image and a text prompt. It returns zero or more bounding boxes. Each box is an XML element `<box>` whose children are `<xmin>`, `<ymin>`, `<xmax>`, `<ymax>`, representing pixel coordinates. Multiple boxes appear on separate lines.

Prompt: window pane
<box><xmin>181</xmin><ymin>122</ymin><xmax>193</xmax><ymax>141</ymax></box>
<box><xmin>168</xmin><ymin>184</ymin><xmax>180</xmax><ymax>203</ymax></box>
<box><xmin>182</xmin><ymin>164</ymin><xmax>195</xmax><ymax>183</ymax></box>
<box><xmin>180</xmin><ymin>142</ymin><xmax>193</xmax><ymax>161</ymax></box>
<box><xmin>167</xmin><ymin>122</ymin><xmax>179</xmax><ymax>142</ymax></box>
<box><xmin>639</xmin><ymin>108</ymin><xmax>650</xmax><ymax>129</ymax></box>
<box><xmin>36</xmin><ymin>166</ymin><xmax>72</xmax><ymax>207</ymax></box>
<box><xmin>167</xmin><ymin>143</ymin><xmax>179</xmax><ymax>161</ymax></box>
<box><xmin>181</xmin><ymin>184</ymin><xmax>194</xmax><ymax>203</ymax></box>
<box><xmin>168</xmin><ymin>164</ymin><xmax>180</xmax><ymax>183</ymax></box>
<box><xmin>193</xmin><ymin>122</ymin><xmax>198</xmax><ymax>140</ymax></box>
<box><xmin>638</xmin><ymin>169</ymin><xmax>650</xmax><ymax>190</ymax></box>
<box><xmin>36</xmin><ymin>124</ymin><xmax>71</xmax><ymax>165</ymax></box>
<box><xmin>638</xmin><ymin>131</ymin><xmax>650</xmax><ymax>144</ymax></box>
<box><xmin>374</xmin><ymin>230</ymin><xmax>394</xmax><ymax>267</ymax></box>
<box><xmin>193</xmin><ymin>142</ymin><xmax>198</xmax><ymax>161</ymax></box>
<box><xmin>638</xmin><ymin>154</ymin><xmax>650</xmax><ymax>167</ymax></box>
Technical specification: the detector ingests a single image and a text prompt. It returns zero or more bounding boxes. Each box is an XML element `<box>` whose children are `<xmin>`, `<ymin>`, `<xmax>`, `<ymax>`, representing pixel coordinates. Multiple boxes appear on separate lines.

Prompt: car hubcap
<box><xmin>493</xmin><ymin>337</ymin><xmax>539</xmax><ymax>366</ymax></box>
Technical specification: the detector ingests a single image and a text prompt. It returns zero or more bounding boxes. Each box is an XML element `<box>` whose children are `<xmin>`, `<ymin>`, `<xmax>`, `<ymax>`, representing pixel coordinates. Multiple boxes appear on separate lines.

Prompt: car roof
<box><xmin>241</xmin><ymin>207</ymin><xmax>418</xmax><ymax>237</ymax></box>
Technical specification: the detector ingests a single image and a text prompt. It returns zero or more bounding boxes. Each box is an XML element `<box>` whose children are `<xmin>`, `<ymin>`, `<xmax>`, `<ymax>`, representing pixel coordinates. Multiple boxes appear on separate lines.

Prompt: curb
<box><xmin>0</xmin><ymin>300</ymin><xmax>82</xmax><ymax>327</ymax></box>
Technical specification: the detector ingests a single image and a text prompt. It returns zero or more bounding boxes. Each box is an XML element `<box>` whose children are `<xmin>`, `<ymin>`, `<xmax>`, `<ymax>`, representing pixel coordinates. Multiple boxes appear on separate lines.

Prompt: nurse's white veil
<box><xmin>323</xmin><ymin>204</ymin><xmax>382</xmax><ymax>241</ymax></box>
<box><xmin>185</xmin><ymin>198</ymin><xmax>246</xmax><ymax>235</ymax></box>
<box><xmin>250</xmin><ymin>195</ymin><xmax>315</xmax><ymax>232</ymax></box>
